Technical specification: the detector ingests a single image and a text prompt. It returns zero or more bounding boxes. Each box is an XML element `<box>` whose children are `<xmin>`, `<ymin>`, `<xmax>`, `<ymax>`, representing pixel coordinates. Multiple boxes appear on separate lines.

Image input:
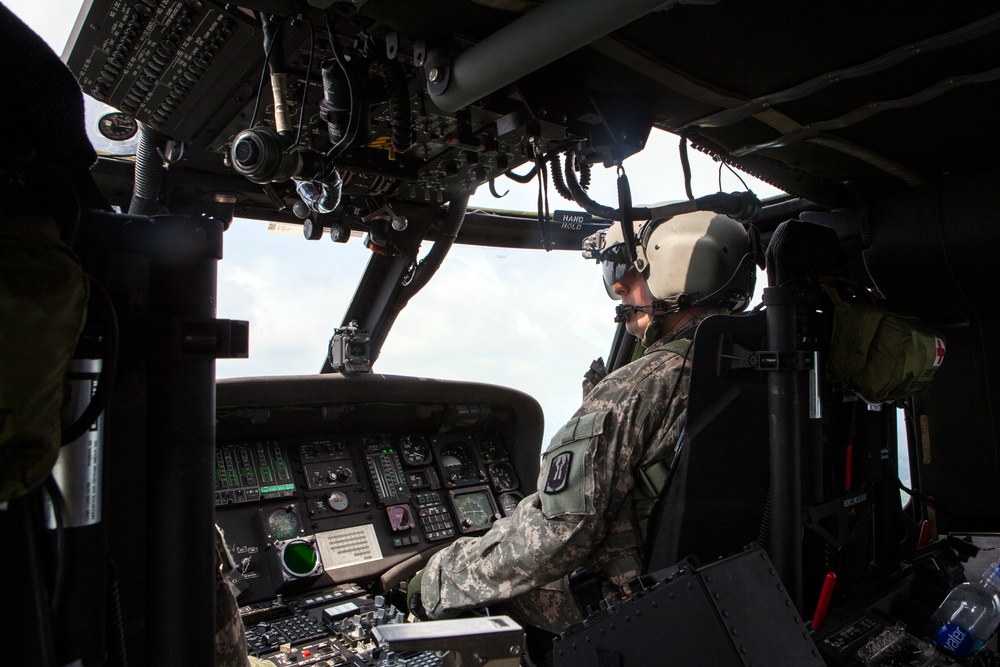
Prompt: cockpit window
<box><xmin>218</xmin><ymin>129</ymin><xmax>780</xmax><ymax>449</ymax></box>
<box><xmin>216</xmin><ymin>222</ymin><xmax>618</xmax><ymax>449</ymax></box>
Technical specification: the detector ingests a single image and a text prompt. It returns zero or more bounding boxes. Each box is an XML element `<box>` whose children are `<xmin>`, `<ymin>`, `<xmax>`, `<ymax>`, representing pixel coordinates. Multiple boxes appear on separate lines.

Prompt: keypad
<box><xmin>413</xmin><ymin>492</ymin><xmax>456</xmax><ymax>541</ymax></box>
<box><xmin>246</xmin><ymin>615</ymin><xmax>327</xmax><ymax>655</ymax></box>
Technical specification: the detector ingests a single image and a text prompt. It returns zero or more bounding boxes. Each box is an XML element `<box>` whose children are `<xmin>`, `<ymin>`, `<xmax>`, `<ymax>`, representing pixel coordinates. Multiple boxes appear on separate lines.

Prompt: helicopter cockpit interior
<box><xmin>4</xmin><ymin>1</ymin><xmax>1000</xmax><ymax>665</ymax></box>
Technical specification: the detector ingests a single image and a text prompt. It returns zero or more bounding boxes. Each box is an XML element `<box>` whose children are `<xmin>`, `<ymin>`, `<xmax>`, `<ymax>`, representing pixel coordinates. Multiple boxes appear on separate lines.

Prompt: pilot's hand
<box><xmin>582</xmin><ymin>357</ymin><xmax>608</xmax><ymax>397</ymax></box>
<box><xmin>406</xmin><ymin>569</ymin><xmax>428</xmax><ymax>620</ymax></box>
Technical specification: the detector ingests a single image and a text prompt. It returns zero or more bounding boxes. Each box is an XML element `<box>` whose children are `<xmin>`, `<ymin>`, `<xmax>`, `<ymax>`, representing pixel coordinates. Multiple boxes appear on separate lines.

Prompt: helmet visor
<box><xmin>600</xmin><ymin>243</ymin><xmax>632</xmax><ymax>299</ymax></box>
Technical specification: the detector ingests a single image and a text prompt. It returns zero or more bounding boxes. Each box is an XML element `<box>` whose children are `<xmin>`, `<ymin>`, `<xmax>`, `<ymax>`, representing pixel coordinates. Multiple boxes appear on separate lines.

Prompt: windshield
<box><xmin>217</xmin><ymin>129</ymin><xmax>782</xmax><ymax>448</ymax></box>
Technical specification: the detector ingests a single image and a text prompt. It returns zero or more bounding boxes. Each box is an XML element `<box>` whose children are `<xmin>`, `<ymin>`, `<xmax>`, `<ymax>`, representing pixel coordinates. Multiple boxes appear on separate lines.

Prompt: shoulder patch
<box><xmin>543</xmin><ymin>451</ymin><xmax>573</xmax><ymax>494</ymax></box>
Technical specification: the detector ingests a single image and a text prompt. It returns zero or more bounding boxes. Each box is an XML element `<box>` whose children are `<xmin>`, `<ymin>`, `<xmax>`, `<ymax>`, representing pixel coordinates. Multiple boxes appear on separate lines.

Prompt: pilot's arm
<box><xmin>418</xmin><ymin>347</ymin><xmax>689</xmax><ymax>633</ymax></box>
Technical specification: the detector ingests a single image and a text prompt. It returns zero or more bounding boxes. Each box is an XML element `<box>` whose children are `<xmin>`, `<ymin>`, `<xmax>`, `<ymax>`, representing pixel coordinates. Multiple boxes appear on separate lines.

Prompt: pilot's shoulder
<box><xmin>586</xmin><ymin>349</ymin><xmax>686</xmax><ymax>410</ymax></box>
<box><xmin>625</xmin><ymin>340</ymin><xmax>691</xmax><ymax>383</ymax></box>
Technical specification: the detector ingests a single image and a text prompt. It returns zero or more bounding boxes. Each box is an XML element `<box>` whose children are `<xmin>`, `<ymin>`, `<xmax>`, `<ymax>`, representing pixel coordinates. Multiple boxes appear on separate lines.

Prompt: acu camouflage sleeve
<box><xmin>419</xmin><ymin>350</ymin><xmax>688</xmax><ymax>626</ymax></box>
<box><xmin>215</xmin><ymin>526</ymin><xmax>252</xmax><ymax>667</ymax></box>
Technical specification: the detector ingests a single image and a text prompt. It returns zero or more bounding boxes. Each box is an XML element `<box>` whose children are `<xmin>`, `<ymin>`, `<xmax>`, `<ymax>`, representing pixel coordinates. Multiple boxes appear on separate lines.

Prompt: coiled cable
<box><xmin>375</xmin><ymin>59</ymin><xmax>412</xmax><ymax>153</ymax></box>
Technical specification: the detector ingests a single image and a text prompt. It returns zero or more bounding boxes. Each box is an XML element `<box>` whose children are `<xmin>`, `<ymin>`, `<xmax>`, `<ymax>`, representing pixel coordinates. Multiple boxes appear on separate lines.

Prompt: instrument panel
<box><xmin>216</xmin><ymin>430</ymin><xmax>525</xmax><ymax>605</ymax></box>
<box><xmin>212</xmin><ymin>373</ymin><xmax>544</xmax><ymax>662</ymax></box>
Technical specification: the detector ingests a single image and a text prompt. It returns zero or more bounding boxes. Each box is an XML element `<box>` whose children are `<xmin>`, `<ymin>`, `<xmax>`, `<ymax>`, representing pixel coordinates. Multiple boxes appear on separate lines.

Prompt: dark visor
<box><xmin>601</xmin><ymin>243</ymin><xmax>633</xmax><ymax>298</ymax></box>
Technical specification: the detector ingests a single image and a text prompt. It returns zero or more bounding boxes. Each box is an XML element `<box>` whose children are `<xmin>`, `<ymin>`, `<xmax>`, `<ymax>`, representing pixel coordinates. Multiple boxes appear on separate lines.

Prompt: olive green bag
<box><xmin>826</xmin><ymin>287</ymin><xmax>944</xmax><ymax>403</ymax></box>
<box><xmin>1</xmin><ymin>214</ymin><xmax>88</xmax><ymax>500</ymax></box>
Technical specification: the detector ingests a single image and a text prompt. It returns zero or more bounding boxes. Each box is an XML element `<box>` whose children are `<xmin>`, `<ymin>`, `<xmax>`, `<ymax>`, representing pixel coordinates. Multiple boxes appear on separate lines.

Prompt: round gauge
<box><xmin>499</xmin><ymin>491</ymin><xmax>523</xmax><ymax>517</ymax></box>
<box><xmin>439</xmin><ymin>441</ymin><xmax>480</xmax><ymax>485</ymax></box>
<box><xmin>489</xmin><ymin>461</ymin><xmax>518</xmax><ymax>492</ymax></box>
<box><xmin>453</xmin><ymin>490</ymin><xmax>496</xmax><ymax>531</ymax></box>
<box><xmin>400</xmin><ymin>435</ymin><xmax>431</xmax><ymax>466</ymax></box>
<box><xmin>280</xmin><ymin>540</ymin><xmax>321</xmax><ymax>578</ymax></box>
<box><xmin>387</xmin><ymin>504</ymin><xmax>413</xmax><ymax>530</ymax></box>
<box><xmin>326</xmin><ymin>491</ymin><xmax>349</xmax><ymax>512</ymax></box>
<box><xmin>266</xmin><ymin>507</ymin><xmax>301</xmax><ymax>539</ymax></box>
<box><xmin>97</xmin><ymin>112</ymin><xmax>138</xmax><ymax>141</ymax></box>
<box><xmin>478</xmin><ymin>435</ymin><xmax>504</xmax><ymax>462</ymax></box>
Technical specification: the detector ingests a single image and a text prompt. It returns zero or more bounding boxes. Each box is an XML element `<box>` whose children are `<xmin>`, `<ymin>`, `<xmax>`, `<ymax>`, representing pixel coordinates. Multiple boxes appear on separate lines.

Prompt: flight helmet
<box><xmin>583</xmin><ymin>210</ymin><xmax>756</xmax><ymax>313</ymax></box>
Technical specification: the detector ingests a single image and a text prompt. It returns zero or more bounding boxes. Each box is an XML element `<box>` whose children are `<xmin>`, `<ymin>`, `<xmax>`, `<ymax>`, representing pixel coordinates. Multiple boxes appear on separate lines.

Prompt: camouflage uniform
<box><xmin>420</xmin><ymin>311</ymin><xmax>721</xmax><ymax>634</ymax></box>
<box><xmin>215</xmin><ymin>526</ymin><xmax>276</xmax><ymax>667</ymax></box>
<box><xmin>215</xmin><ymin>525</ymin><xmax>252</xmax><ymax>667</ymax></box>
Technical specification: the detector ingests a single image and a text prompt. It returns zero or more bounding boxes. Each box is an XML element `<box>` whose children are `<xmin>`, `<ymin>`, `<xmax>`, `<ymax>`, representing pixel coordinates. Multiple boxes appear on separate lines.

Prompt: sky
<box><xmin>9</xmin><ymin>0</ymin><xmax>783</xmax><ymax>450</ymax></box>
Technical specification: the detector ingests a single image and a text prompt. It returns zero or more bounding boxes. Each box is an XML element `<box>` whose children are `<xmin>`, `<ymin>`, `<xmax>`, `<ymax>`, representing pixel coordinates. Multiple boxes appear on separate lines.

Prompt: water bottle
<box><xmin>927</xmin><ymin>560</ymin><xmax>1000</xmax><ymax>657</ymax></box>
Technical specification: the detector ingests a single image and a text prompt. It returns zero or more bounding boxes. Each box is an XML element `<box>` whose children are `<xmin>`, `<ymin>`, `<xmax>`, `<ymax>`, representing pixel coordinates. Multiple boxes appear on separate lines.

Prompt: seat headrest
<box><xmin>765</xmin><ymin>219</ymin><xmax>848</xmax><ymax>286</ymax></box>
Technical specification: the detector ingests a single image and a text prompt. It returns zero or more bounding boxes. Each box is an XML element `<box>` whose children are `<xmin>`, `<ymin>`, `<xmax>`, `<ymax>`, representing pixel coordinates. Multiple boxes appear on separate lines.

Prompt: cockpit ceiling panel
<box><xmin>65</xmin><ymin>0</ymin><xmax>1000</xmax><ymax>214</ymax></box>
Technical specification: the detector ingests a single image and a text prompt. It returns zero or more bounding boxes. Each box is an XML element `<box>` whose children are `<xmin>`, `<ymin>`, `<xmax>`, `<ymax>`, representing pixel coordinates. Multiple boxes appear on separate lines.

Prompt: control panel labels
<box><xmin>315</xmin><ymin>524</ymin><xmax>384</xmax><ymax>570</ymax></box>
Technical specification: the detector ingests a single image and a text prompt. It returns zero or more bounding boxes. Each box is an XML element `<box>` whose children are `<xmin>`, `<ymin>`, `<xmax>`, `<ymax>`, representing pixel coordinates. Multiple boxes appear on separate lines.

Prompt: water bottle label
<box><xmin>937</xmin><ymin>623</ymin><xmax>976</xmax><ymax>656</ymax></box>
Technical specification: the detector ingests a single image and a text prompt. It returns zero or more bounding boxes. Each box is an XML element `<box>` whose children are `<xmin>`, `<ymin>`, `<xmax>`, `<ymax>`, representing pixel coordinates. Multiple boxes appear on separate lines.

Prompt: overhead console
<box><xmin>61</xmin><ymin>0</ymin><xmax>673</xmax><ymax>243</ymax></box>
<box><xmin>215</xmin><ymin>374</ymin><xmax>542</xmax><ymax>614</ymax></box>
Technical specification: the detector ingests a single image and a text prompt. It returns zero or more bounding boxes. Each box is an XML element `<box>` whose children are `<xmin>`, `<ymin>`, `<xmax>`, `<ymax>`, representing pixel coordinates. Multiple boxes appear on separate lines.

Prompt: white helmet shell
<box><xmin>593</xmin><ymin>210</ymin><xmax>755</xmax><ymax>311</ymax></box>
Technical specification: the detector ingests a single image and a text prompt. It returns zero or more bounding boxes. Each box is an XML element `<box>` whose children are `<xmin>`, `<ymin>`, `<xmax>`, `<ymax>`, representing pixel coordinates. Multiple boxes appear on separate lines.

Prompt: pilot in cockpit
<box><xmin>407</xmin><ymin>211</ymin><xmax>757</xmax><ymax>656</ymax></box>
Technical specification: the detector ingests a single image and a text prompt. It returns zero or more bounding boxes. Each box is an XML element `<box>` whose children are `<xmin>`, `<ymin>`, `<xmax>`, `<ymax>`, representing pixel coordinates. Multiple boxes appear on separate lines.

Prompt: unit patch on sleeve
<box><xmin>544</xmin><ymin>452</ymin><xmax>573</xmax><ymax>494</ymax></box>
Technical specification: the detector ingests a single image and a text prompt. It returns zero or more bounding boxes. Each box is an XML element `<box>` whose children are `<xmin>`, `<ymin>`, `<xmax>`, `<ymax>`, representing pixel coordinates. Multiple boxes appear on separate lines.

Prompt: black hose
<box><xmin>260</xmin><ymin>13</ymin><xmax>284</xmax><ymax>76</ymax></box>
<box><xmin>690</xmin><ymin>191</ymin><xmax>761</xmax><ymax>221</ymax></box>
<box><xmin>503</xmin><ymin>165</ymin><xmax>537</xmax><ymax>183</ymax></box>
<box><xmin>399</xmin><ymin>192</ymin><xmax>470</xmax><ymax>298</ymax></box>
<box><xmin>563</xmin><ymin>150</ymin><xmax>761</xmax><ymax>223</ymax></box>
<box><xmin>548</xmin><ymin>153</ymin><xmax>574</xmax><ymax>202</ymax></box>
<box><xmin>128</xmin><ymin>124</ymin><xmax>168</xmax><ymax>216</ymax></box>
<box><xmin>62</xmin><ymin>279</ymin><xmax>119</xmax><ymax>446</ymax></box>
<box><xmin>488</xmin><ymin>178</ymin><xmax>508</xmax><ymax>198</ymax></box>
<box><xmin>563</xmin><ymin>150</ymin><xmax>637</xmax><ymax>220</ymax></box>
<box><xmin>578</xmin><ymin>160</ymin><xmax>591</xmax><ymax>191</ymax></box>
<box><xmin>678</xmin><ymin>133</ymin><xmax>694</xmax><ymax>201</ymax></box>
<box><xmin>375</xmin><ymin>59</ymin><xmax>412</xmax><ymax>153</ymax></box>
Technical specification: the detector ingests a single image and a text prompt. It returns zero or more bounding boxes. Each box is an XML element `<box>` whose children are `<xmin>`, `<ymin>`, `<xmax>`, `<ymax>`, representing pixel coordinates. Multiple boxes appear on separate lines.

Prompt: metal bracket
<box><xmin>386</xmin><ymin>31</ymin><xmax>399</xmax><ymax>60</ymax></box>
<box><xmin>160</xmin><ymin>318</ymin><xmax>249</xmax><ymax>359</ymax></box>
<box><xmin>424</xmin><ymin>43</ymin><xmax>452</xmax><ymax>97</ymax></box>
<box><xmin>805</xmin><ymin>488</ymin><xmax>872</xmax><ymax>549</ymax></box>
<box><xmin>718</xmin><ymin>339</ymin><xmax>816</xmax><ymax>373</ymax></box>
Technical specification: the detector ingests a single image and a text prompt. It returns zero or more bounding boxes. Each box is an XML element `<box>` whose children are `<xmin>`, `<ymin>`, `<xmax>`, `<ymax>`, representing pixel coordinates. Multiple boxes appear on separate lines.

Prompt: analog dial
<box><xmin>400</xmin><ymin>435</ymin><xmax>431</xmax><ymax>466</ymax></box>
<box><xmin>453</xmin><ymin>490</ymin><xmax>495</xmax><ymax>530</ymax></box>
<box><xmin>478</xmin><ymin>435</ymin><xmax>504</xmax><ymax>462</ymax></box>
<box><xmin>97</xmin><ymin>112</ymin><xmax>138</xmax><ymax>141</ymax></box>
<box><xmin>439</xmin><ymin>441</ymin><xmax>481</xmax><ymax>485</ymax></box>
<box><xmin>488</xmin><ymin>461</ymin><xmax>518</xmax><ymax>492</ymax></box>
<box><xmin>499</xmin><ymin>491</ymin><xmax>523</xmax><ymax>517</ymax></box>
